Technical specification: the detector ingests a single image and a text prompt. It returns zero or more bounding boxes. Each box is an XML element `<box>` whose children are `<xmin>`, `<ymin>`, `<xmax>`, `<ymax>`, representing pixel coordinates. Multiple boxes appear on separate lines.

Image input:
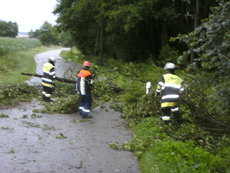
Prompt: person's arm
<box><xmin>156</xmin><ymin>77</ymin><xmax>164</xmax><ymax>96</ymax></box>
<box><xmin>50</xmin><ymin>67</ymin><xmax>56</xmax><ymax>79</ymax></box>
<box><xmin>146</xmin><ymin>82</ymin><xmax>151</xmax><ymax>94</ymax></box>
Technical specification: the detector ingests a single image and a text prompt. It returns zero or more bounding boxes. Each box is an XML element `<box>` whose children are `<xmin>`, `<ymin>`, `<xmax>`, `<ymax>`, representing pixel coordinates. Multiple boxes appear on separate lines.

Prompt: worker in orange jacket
<box><xmin>76</xmin><ymin>61</ymin><xmax>93</xmax><ymax>118</ymax></box>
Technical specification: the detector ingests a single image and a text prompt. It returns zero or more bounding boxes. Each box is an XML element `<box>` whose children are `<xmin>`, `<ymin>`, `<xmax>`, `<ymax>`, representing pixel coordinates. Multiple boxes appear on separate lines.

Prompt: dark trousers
<box><xmin>161</xmin><ymin>106</ymin><xmax>182</xmax><ymax>124</ymax></box>
<box><xmin>42</xmin><ymin>86</ymin><xmax>54</xmax><ymax>102</ymax></box>
<box><xmin>79</xmin><ymin>93</ymin><xmax>92</xmax><ymax>117</ymax></box>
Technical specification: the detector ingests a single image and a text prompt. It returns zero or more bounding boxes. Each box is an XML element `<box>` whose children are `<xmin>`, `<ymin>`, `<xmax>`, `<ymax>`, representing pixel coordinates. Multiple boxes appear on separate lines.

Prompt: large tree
<box><xmin>38</xmin><ymin>22</ymin><xmax>58</xmax><ymax>45</ymax></box>
<box><xmin>0</xmin><ymin>20</ymin><xmax>18</xmax><ymax>37</ymax></box>
<box><xmin>54</xmin><ymin>0</ymin><xmax>217</xmax><ymax>61</ymax></box>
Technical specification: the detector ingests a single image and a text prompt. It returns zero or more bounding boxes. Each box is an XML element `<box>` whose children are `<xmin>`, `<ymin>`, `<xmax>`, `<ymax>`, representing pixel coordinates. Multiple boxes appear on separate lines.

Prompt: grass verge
<box><xmin>0</xmin><ymin>46</ymin><xmax>61</xmax><ymax>84</ymax></box>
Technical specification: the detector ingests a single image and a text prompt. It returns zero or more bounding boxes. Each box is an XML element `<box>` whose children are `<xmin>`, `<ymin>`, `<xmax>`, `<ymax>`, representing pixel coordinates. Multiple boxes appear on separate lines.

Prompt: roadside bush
<box><xmin>123</xmin><ymin>117</ymin><xmax>170</xmax><ymax>157</ymax></box>
<box><xmin>123</xmin><ymin>92</ymin><xmax>161</xmax><ymax>118</ymax></box>
<box><xmin>41</xmin><ymin>94</ymin><xmax>80</xmax><ymax>114</ymax></box>
<box><xmin>181</xmin><ymin>75</ymin><xmax>230</xmax><ymax>137</ymax></box>
<box><xmin>93</xmin><ymin>80</ymin><xmax>121</xmax><ymax>107</ymax></box>
<box><xmin>38</xmin><ymin>81</ymin><xmax>80</xmax><ymax>113</ymax></box>
<box><xmin>0</xmin><ymin>83</ymin><xmax>39</xmax><ymax>105</ymax></box>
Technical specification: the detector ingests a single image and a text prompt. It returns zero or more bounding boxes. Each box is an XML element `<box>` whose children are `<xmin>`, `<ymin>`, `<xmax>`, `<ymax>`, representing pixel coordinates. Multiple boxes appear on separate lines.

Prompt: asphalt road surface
<box><xmin>0</xmin><ymin>48</ymin><xmax>139</xmax><ymax>173</ymax></box>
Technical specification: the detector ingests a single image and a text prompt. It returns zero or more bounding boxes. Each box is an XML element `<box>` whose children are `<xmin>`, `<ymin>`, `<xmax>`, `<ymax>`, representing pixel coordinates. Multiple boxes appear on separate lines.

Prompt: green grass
<box><xmin>0</xmin><ymin>37</ymin><xmax>41</xmax><ymax>55</ymax></box>
<box><xmin>0</xmin><ymin>46</ymin><xmax>60</xmax><ymax>84</ymax></box>
<box><xmin>128</xmin><ymin>118</ymin><xmax>228</xmax><ymax>173</ymax></box>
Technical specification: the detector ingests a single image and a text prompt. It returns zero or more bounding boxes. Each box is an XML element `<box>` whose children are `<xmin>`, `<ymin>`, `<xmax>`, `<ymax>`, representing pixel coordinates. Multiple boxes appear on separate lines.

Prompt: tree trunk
<box><xmin>99</xmin><ymin>23</ymin><xmax>103</xmax><ymax>56</ymax></box>
<box><xmin>194</xmin><ymin>0</ymin><xmax>200</xmax><ymax>28</ymax></box>
<box><xmin>160</xmin><ymin>20</ymin><xmax>168</xmax><ymax>48</ymax></box>
<box><xmin>94</xmin><ymin>25</ymin><xmax>99</xmax><ymax>56</ymax></box>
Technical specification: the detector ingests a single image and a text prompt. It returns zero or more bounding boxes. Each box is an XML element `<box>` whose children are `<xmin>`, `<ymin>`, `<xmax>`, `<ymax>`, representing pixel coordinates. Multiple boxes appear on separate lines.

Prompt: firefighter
<box><xmin>156</xmin><ymin>62</ymin><xmax>184</xmax><ymax>124</ymax></box>
<box><xmin>76</xmin><ymin>61</ymin><xmax>93</xmax><ymax>118</ymax></box>
<box><xmin>41</xmin><ymin>57</ymin><xmax>56</xmax><ymax>102</ymax></box>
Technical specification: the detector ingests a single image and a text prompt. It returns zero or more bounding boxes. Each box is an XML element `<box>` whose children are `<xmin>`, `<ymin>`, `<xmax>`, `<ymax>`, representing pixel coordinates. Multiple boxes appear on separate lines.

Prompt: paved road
<box><xmin>27</xmin><ymin>48</ymin><xmax>80</xmax><ymax>86</ymax></box>
<box><xmin>0</xmin><ymin>48</ymin><xmax>139</xmax><ymax>173</ymax></box>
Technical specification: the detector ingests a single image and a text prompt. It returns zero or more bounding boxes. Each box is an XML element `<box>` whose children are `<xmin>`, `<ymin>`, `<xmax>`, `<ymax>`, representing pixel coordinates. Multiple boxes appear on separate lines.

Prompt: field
<box><xmin>0</xmin><ymin>37</ymin><xmax>60</xmax><ymax>84</ymax></box>
<box><xmin>0</xmin><ymin>37</ymin><xmax>41</xmax><ymax>55</ymax></box>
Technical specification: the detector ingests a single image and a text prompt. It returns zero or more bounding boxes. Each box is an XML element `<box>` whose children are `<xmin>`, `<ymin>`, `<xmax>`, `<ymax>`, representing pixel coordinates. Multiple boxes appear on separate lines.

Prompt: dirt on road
<box><xmin>0</xmin><ymin>48</ymin><xmax>139</xmax><ymax>173</ymax></box>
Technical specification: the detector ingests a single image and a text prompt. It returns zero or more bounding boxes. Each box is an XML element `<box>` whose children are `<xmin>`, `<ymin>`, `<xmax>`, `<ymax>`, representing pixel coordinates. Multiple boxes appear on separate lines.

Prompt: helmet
<box><xmin>83</xmin><ymin>61</ymin><xmax>91</xmax><ymax>66</ymax></box>
<box><xmin>48</xmin><ymin>57</ymin><xmax>56</xmax><ymax>63</ymax></box>
<box><xmin>164</xmin><ymin>62</ymin><xmax>175</xmax><ymax>70</ymax></box>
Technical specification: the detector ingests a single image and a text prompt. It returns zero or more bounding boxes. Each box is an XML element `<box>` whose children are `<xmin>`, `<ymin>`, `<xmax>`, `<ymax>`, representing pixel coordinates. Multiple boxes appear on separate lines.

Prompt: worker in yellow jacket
<box><xmin>156</xmin><ymin>62</ymin><xmax>184</xmax><ymax>124</ymax></box>
<box><xmin>41</xmin><ymin>57</ymin><xmax>56</xmax><ymax>102</ymax></box>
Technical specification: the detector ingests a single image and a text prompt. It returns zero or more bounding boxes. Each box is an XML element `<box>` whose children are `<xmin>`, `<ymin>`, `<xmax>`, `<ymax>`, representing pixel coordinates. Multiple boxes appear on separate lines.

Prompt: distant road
<box><xmin>27</xmin><ymin>48</ymin><xmax>80</xmax><ymax>86</ymax></box>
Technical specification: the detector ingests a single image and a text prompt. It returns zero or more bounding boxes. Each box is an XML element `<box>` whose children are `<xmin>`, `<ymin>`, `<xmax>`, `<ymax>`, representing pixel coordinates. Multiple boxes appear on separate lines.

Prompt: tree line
<box><xmin>0</xmin><ymin>20</ymin><xmax>18</xmax><ymax>37</ymax></box>
<box><xmin>53</xmin><ymin>0</ymin><xmax>219</xmax><ymax>62</ymax></box>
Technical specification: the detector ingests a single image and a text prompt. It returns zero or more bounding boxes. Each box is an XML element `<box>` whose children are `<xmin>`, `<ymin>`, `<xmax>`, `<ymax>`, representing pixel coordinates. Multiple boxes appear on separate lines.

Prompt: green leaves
<box><xmin>39</xmin><ymin>22</ymin><xmax>59</xmax><ymax>45</ymax></box>
<box><xmin>176</xmin><ymin>1</ymin><xmax>230</xmax><ymax>77</ymax></box>
<box><xmin>0</xmin><ymin>83</ymin><xmax>40</xmax><ymax>105</ymax></box>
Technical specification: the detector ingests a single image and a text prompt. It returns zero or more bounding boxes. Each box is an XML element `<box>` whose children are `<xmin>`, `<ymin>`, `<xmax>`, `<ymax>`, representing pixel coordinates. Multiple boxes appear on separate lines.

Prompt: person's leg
<box><xmin>42</xmin><ymin>86</ymin><xmax>47</xmax><ymax>101</ymax></box>
<box><xmin>79</xmin><ymin>95</ymin><xmax>84</xmax><ymax>115</ymax></box>
<box><xmin>161</xmin><ymin>107</ymin><xmax>171</xmax><ymax>124</ymax></box>
<box><xmin>171</xmin><ymin>107</ymin><xmax>182</xmax><ymax>124</ymax></box>
<box><xmin>81</xmin><ymin>93</ymin><xmax>92</xmax><ymax>117</ymax></box>
<box><xmin>45</xmin><ymin>87</ymin><xmax>53</xmax><ymax>102</ymax></box>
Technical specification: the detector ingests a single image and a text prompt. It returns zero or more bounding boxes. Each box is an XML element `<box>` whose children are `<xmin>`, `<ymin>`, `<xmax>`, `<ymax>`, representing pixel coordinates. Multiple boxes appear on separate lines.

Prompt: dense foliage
<box><xmin>176</xmin><ymin>1</ymin><xmax>230</xmax><ymax>77</ymax></box>
<box><xmin>174</xmin><ymin>1</ymin><xmax>230</xmax><ymax>120</ymax></box>
<box><xmin>54</xmin><ymin>0</ymin><xmax>217</xmax><ymax>61</ymax></box>
<box><xmin>0</xmin><ymin>37</ymin><xmax>41</xmax><ymax>55</ymax></box>
<box><xmin>0</xmin><ymin>83</ymin><xmax>39</xmax><ymax>105</ymax></box>
<box><xmin>28</xmin><ymin>22</ymin><xmax>72</xmax><ymax>46</ymax></box>
<box><xmin>0</xmin><ymin>20</ymin><xmax>18</xmax><ymax>37</ymax></box>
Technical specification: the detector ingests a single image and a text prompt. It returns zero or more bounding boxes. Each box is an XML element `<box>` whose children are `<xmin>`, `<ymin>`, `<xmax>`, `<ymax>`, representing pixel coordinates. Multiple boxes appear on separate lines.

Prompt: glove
<box><xmin>146</xmin><ymin>82</ymin><xmax>151</xmax><ymax>94</ymax></box>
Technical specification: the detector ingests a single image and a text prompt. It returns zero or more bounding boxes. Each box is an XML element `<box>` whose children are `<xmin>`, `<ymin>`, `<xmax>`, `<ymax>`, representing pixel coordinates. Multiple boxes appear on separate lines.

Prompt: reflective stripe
<box><xmin>161</xmin><ymin>102</ymin><xmax>178</xmax><ymax>108</ymax></box>
<box><xmin>82</xmin><ymin>108</ymin><xmax>90</xmax><ymax>113</ymax></box>
<box><xmin>158</xmin><ymin>82</ymin><xmax>164</xmax><ymax>87</ymax></box>
<box><xmin>79</xmin><ymin>107</ymin><xmax>83</xmax><ymax>110</ymax></box>
<box><xmin>42</xmin><ymin>78</ymin><xmax>53</xmax><ymax>83</ymax></box>
<box><xmin>156</xmin><ymin>89</ymin><xmax>161</xmax><ymax>92</ymax></box>
<box><xmin>171</xmin><ymin>107</ymin><xmax>179</xmax><ymax>112</ymax></box>
<box><xmin>162</xmin><ymin>95</ymin><xmax>179</xmax><ymax>99</ymax></box>
<box><xmin>45</xmin><ymin>94</ymin><xmax>51</xmax><ymax>97</ymax></box>
<box><xmin>80</xmin><ymin>78</ymin><xmax>86</xmax><ymax>95</ymax></box>
<box><xmin>164</xmin><ymin>84</ymin><xmax>181</xmax><ymax>89</ymax></box>
<box><xmin>50</xmin><ymin>71</ymin><xmax>55</xmax><ymax>76</ymax></box>
<box><xmin>162</xmin><ymin>116</ymin><xmax>171</xmax><ymax>121</ymax></box>
<box><xmin>41</xmin><ymin>82</ymin><xmax>53</xmax><ymax>87</ymax></box>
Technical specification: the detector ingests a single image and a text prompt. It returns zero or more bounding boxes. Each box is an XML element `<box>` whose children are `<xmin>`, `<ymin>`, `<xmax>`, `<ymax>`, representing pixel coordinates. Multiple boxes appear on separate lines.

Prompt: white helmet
<box><xmin>48</xmin><ymin>57</ymin><xmax>56</xmax><ymax>63</ymax></box>
<box><xmin>164</xmin><ymin>62</ymin><xmax>175</xmax><ymax>70</ymax></box>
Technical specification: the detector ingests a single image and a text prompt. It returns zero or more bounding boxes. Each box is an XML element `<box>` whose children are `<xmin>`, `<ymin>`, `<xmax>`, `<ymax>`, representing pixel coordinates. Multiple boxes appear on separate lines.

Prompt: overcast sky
<box><xmin>0</xmin><ymin>0</ymin><xmax>58</xmax><ymax>32</ymax></box>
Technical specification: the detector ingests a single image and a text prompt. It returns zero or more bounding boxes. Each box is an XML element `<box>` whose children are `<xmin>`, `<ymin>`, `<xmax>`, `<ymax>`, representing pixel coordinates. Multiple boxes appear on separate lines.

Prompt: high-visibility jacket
<box><xmin>77</xmin><ymin>69</ymin><xmax>92</xmax><ymax>95</ymax></box>
<box><xmin>156</xmin><ymin>73</ymin><xmax>184</xmax><ymax>108</ymax></box>
<box><xmin>41</xmin><ymin>62</ymin><xmax>55</xmax><ymax>88</ymax></box>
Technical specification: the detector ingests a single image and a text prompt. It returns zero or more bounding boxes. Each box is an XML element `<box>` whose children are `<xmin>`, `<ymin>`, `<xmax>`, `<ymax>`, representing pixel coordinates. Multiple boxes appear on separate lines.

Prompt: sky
<box><xmin>0</xmin><ymin>0</ymin><xmax>58</xmax><ymax>32</ymax></box>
